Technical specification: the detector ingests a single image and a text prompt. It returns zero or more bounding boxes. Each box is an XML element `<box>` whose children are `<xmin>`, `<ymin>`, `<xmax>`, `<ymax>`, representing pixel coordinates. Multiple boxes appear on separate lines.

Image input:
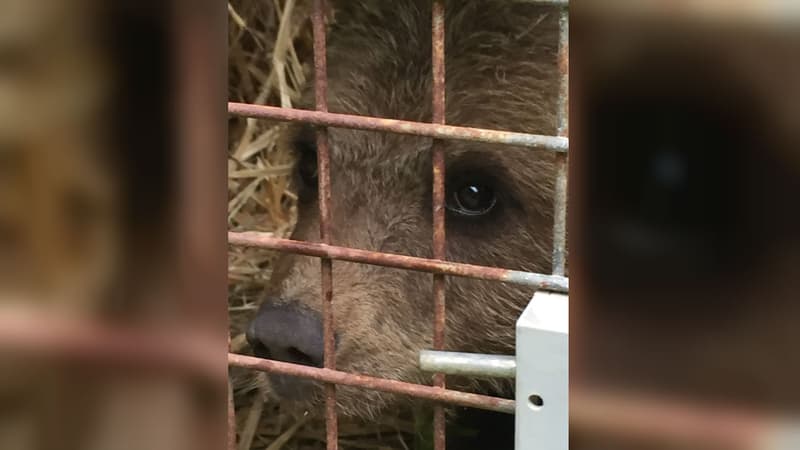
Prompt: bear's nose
<box><xmin>245</xmin><ymin>302</ymin><xmax>325</xmax><ymax>368</ymax></box>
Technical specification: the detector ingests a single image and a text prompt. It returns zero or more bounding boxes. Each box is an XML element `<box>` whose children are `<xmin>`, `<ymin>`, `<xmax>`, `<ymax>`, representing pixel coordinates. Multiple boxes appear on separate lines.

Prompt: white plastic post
<box><xmin>515</xmin><ymin>290</ymin><xmax>569</xmax><ymax>450</ymax></box>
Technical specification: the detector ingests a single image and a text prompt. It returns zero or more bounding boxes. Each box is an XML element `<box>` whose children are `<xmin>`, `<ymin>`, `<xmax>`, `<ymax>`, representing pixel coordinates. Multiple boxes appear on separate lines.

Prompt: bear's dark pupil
<box><xmin>460</xmin><ymin>185</ymin><xmax>482</xmax><ymax>209</ymax></box>
<box><xmin>453</xmin><ymin>183</ymin><xmax>495</xmax><ymax>215</ymax></box>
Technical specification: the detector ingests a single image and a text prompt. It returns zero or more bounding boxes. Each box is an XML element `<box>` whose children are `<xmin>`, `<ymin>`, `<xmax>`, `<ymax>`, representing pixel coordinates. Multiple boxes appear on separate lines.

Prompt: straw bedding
<box><xmin>228</xmin><ymin>1</ymin><xmax>419</xmax><ymax>448</ymax></box>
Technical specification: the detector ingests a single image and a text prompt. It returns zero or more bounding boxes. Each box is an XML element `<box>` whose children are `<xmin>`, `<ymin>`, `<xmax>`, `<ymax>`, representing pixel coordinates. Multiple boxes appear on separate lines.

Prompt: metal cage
<box><xmin>227</xmin><ymin>1</ymin><xmax>569</xmax><ymax>449</ymax></box>
<box><xmin>0</xmin><ymin>1</ymin><xmax>784</xmax><ymax>449</ymax></box>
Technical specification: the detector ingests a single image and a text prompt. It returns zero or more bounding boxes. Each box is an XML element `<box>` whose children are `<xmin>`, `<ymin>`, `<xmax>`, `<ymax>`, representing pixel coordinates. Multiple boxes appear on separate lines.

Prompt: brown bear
<box><xmin>246</xmin><ymin>0</ymin><xmax>563</xmax><ymax>439</ymax></box>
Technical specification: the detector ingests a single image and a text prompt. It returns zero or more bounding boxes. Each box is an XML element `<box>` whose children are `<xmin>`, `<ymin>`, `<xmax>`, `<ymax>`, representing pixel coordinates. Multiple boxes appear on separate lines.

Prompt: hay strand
<box><xmin>228</xmin><ymin>1</ymin><xmax>416</xmax><ymax>447</ymax></box>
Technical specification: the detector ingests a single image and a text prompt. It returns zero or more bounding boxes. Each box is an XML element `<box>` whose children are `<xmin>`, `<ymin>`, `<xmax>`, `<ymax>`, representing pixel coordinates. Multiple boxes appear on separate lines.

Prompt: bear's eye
<box><xmin>447</xmin><ymin>181</ymin><xmax>497</xmax><ymax>216</ymax></box>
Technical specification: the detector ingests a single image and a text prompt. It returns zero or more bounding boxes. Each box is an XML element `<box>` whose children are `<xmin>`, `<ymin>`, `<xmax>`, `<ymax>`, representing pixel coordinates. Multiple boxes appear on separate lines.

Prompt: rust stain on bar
<box><xmin>228</xmin><ymin>379</ymin><xmax>236</xmax><ymax>450</ymax></box>
<box><xmin>227</xmin><ymin>103</ymin><xmax>568</xmax><ymax>152</ymax></box>
<box><xmin>551</xmin><ymin>9</ymin><xmax>569</xmax><ymax>276</ymax></box>
<box><xmin>5</xmin><ymin>306</ymin><xmax>779</xmax><ymax>448</ymax></box>
<box><xmin>5</xmin><ymin>306</ymin><xmax>780</xmax><ymax>449</ymax></box>
<box><xmin>431</xmin><ymin>1</ymin><xmax>447</xmax><ymax>449</ymax></box>
<box><xmin>228</xmin><ymin>353</ymin><xmax>515</xmax><ymax>415</ymax></box>
<box><xmin>0</xmin><ymin>308</ymin><xmax>221</xmax><ymax>380</ymax></box>
<box><xmin>311</xmin><ymin>0</ymin><xmax>338</xmax><ymax>448</ymax></box>
<box><xmin>527</xmin><ymin>0</ymin><xmax>569</xmax><ymax>5</ymax></box>
<box><xmin>230</xmin><ymin>350</ymin><xmax>780</xmax><ymax>450</ymax></box>
<box><xmin>228</xmin><ymin>334</ymin><xmax>237</xmax><ymax>450</ymax></box>
<box><xmin>229</xmin><ymin>232</ymin><xmax>569</xmax><ymax>292</ymax></box>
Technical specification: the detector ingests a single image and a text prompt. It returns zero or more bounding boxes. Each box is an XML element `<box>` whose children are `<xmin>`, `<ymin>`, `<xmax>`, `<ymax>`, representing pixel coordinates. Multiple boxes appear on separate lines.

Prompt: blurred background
<box><xmin>2</xmin><ymin>0</ymin><xmax>799</xmax><ymax>449</ymax></box>
<box><xmin>571</xmin><ymin>1</ymin><xmax>800</xmax><ymax>449</ymax></box>
<box><xmin>0</xmin><ymin>0</ymin><xmax>227</xmax><ymax>449</ymax></box>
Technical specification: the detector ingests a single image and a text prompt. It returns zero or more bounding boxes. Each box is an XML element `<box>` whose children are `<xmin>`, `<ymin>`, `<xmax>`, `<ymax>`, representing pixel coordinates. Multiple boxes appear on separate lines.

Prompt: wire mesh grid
<box><xmin>227</xmin><ymin>1</ymin><xmax>569</xmax><ymax>449</ymax></box>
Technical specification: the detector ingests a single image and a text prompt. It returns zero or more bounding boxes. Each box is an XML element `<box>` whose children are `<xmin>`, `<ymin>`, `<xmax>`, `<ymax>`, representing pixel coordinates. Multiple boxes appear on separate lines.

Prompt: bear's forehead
<box><xmin>324</xmin><ymin>126</ymin><xmax>556</xmax><ymax>207</ymax></box>
<box><xmin>307</xmin><ymin>1</ymin><xmax>560</xmax><ymax>131</ymax></box>
<box><xmin>327</xmin><ymin>128</ymin><xmax>428</xmax><ymax>171</ymax></box>
<box><xmin>303</xmin><ymin>0</ymin><xmax>561</xmax><ymax>198</ymax></box>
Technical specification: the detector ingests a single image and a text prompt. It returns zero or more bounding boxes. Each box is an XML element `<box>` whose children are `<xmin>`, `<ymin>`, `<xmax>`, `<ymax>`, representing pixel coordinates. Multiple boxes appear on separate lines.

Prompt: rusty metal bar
<box><xmin>227</xmin><ymin>103</ymin><xmax>568</xmax><ymax>153</ymax></box>
<box><xmin>228</xmin><ymin>334</ymin><xmax>237</xmax><ymax>450</ymax></box>
<box><xmin>551</xmin><ymin>9</ymin><xmax>569</xmax><ymax>277</ymax></box>
<box><xmin>0</xmin><ymin>307</ymin><xmax>220</xmax><ymax>380</ymax></box>
<box><xmin>310</xmin><ymin>0</ymin><xmax>338</xmax><ymax>448</ymax></box>
<box><xmin>229</xmin><ymin>353</ymin><xmax>515</xmax><ymax>414</ymax></box>
<box><xmin>228</xmin><ymin>232</ymin><xmax>569</xmax><ymax>291</ymax></box>
<box><xmin>6</xmin><ymin>305</ymin><xmax>784</xmax><ymax>449</ymax></box>
<box><xmin>515</xmin><ymin>0</ymin><xmax>569</xmax><ymax>5</ymax></box>
<box><xmin>570</xmin><ymin>386</ymin><xmax>787</xmax><ymax>450</ymax></box>
<box><xmin>578</xmin><ymin>1</ymin><xmax>800</xmax><ymax>26</ymax></box>
<box><xmin>230</xmin><ymin>351</ymin><xmax>787</xmax><ymax>450</ymax></box>
<box><xmin>5</xmin><ymin>304</ymin><xmax>785</xmax><ymax>449</ymax></box>
<box><xmin>228</xmin><ymin>378</ymin><xmax>236</xmax><ymax>450</ymax></box>
<box><xmin>431</xmin><ymin>1</ymin><xmax>447</xmax><ymax>449</ymax></box>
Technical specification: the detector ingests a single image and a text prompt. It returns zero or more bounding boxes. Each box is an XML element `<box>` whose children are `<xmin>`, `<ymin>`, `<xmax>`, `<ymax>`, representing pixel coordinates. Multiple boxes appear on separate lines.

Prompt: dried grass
<box><xmin>227</xmin><ymin>1</ymin><xmax>417</xmax><ymax>448</ymax></box>
<box><xmin>227</xmin><ymin>0</ymin><xmax>306</xmax><ymax>294</ymax></box>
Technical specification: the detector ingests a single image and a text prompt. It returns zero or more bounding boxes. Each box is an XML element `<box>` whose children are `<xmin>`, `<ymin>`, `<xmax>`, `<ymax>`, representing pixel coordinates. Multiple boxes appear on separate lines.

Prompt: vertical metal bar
<box><xmin>552</xmin><ymin>9</ymin><xmax>569</xmax><ymax>277</ymax></box>
<box><xmin>228</xmin><ymin>378</ymin><xmax>237</xmax><ymax>450</ymax></box>
<box><xmin>311</xmin><ymin>1</ymin><xmax>338</xmax><ymax>449</ymax></box>
<box><xmin>431</xmin><ymin>1</ymin><xmax>447</xmax><ymax>449</ymax></box>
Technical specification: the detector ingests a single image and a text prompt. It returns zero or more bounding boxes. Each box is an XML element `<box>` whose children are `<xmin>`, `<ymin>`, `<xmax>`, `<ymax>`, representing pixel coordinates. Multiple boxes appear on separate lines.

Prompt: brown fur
<box><xmin>262</xmin><ymin>0</ymin><xmax>561</xmax><ymax>418</ymax></box>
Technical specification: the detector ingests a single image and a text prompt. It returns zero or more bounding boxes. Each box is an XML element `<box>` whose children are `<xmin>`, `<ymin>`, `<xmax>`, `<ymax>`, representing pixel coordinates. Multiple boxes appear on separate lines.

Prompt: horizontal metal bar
<box><xmin>514</xmin><ymin>0</ymin><xmax>568</xmax><ymax>5</ymax></box>
<box><xmin>230</xmin><ymin>352</ymin><xmax>785</xmax><ymax>448</ymax></box>
<box><xmin>571</xmin><ymin>386</ymin><xmax>790</xmax><ymax>450</ymax></box>
<box><xmin>228</xmin><ymin>231</ymin><xmax>569</xmax><ymax>292</ymax></box>
<box><xmin>420</xmin><ymin>350</ymin><xmax>516</xmax><ymax>379</ymax></box>
<box><xmin>579</xmin><ymin>2</ymin><xmax>800</xmax><ymax>27</ymax></box>
<box><xmin>0</xmin><ymin>307</ymin><xmax>221</xmax><ymax>380</ymax></box>
<box><xmin>228</xmin><ymin>103</ymin><xmax>569</xmax><ymax>153</ymax></box>
<box><xmin>228</xmin><ymin>352</ymin><xmax>515</xmax><ymax>414</ymax></box>
<box><xmin>6</xmin><ymin>304</ymin><xmax>781</xmax><ymax>448</ymax></box>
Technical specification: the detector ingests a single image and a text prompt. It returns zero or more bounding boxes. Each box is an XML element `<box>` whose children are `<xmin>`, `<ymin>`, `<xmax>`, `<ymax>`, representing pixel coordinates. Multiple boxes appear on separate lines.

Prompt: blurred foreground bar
<box><xmin>0</xmin><ymin>1</ymin><xmax>227</xmax><ymax>450</ymax></box>
<box><xmin>571</xmin><ymin>1</ymin><xmax>800</xmax><ymax>449</ymax></box>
